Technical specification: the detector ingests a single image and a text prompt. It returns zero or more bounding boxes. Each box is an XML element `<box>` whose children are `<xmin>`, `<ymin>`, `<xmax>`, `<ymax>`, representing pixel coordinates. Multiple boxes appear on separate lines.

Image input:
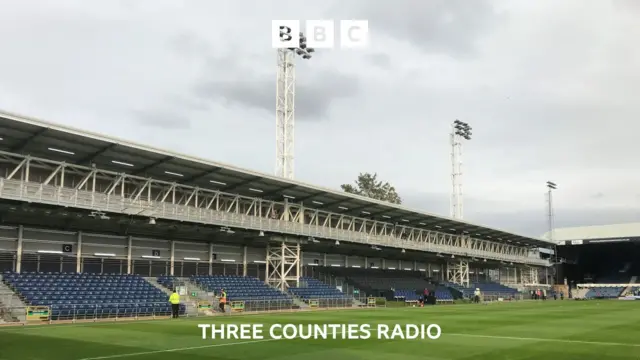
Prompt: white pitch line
<box><xmin>78</xmin><ymin>338</ymin><xmax>277</xmax><ymax>360</ymax></box>
<box><xmin>449</xmin><ymin>333</ymin><xmax>640</xmax><ymax>347</ymax></box>
<box><xmin>78</xmin><ymin>332</ymin><xmax>640</xmax><ymax>360</ymax></box>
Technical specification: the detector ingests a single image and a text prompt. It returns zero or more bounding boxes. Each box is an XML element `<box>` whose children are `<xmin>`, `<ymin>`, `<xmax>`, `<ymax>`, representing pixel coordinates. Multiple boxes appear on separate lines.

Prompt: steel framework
<box><xmin>546</xmin><ymin>181</ymin><xmax>557</xmax><ymax>243</ymax></box>
<box><xmin>275</xmin><ymin>49</ymin><xmax>296</xmax><ymax>179</ymax></box>
<box><xmin>446</xmin><ymin>260</ymin><xmax>470</xmax><ymax>287</ymax></box>
<box><xmin>521</xmin><ymin>266</ymin><xmax>540</xmax><ymax>286</ymax></box>
<box><xmin>265</xmin><ymin>239</ymin><xmax>300</xmax><ymax>291</ymax></box>
<box><xmin>0</xmin><ymin>151</ymin><xmax>548</xmax><ymax>266</ymax></box>
<box><xmin>275</xmin><ymin>32</ymin><xmax>314</xmax><ymax>179</ymax></box>
<box><xmin>450</xmin><ymin>120</ymin><xmax>472</xmax><ymax>219</ymax></box>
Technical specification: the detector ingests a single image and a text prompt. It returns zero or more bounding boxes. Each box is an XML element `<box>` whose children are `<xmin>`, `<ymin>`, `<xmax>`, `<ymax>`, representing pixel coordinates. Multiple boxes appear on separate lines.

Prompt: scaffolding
<box><xmin>265</xmin><ymin>239</ymin><xmax>300</xmax><ymax>291</ymax></box>
<box><xmin>446</xmin><ymin>260</ymin><xmax>470</xmax><ymax>288</ymax></box>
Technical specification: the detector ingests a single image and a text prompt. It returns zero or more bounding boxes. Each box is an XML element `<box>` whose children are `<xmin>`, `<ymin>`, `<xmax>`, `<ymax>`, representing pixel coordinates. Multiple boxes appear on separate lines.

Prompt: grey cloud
<box><xmin>193</xmin><ymin>68</ymin><xmax>360</xmax><ymax>120</ymax></box>
<box><xmin>347</xmin><ymin>0</ymin><xmax>501</xmax><ymax>56</ymax></box>
<box><xmin>403</xmin><ymin>190</ymin><xmax>640</xmax><ymax>237</ymax></box>
<box><xmin>165</xmin><ymin>32</ymin><xmax>361</xmax><ymax>120</ymax></box>
<box><xmin>367</xmin><ymin>53</ymin><xmax>392</xmax><ymax>69</ymax></box>
<box><xmin>132</xmin><ymin>109</ymin><xmax>192</xmax><ymax>130</ymax></box>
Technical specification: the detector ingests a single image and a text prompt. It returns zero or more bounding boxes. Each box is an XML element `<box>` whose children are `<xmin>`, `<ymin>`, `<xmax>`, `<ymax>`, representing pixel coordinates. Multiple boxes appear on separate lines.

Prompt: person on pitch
<box><xmin>474</xmin><ymin>288</ymin><xmax>481</xmax><ymax>303</ymax></box>
<box><xmin>218</xmin><ymin>288</ymin><xmax>227</xmax><ymax>313</ymax></box>
<box><xmin>169</xmin><ymin>289</ymin><xmax>180</xmax><ymax>318</ymax></box>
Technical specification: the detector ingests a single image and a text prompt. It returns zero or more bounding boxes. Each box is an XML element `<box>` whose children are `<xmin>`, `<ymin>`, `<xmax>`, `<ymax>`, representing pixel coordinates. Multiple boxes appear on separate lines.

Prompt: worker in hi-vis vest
<box><xmin>169</xmin><ymin>290</ymin><xmax>180</xmax><ymax>318</ymax></box>
<box><xmin>219</xmin><ymin>289</ymin><xmax>227</xmax><ymax>313</ymax></box>
<box><xmin>474</xmin><ymin>288</ymin><xmax>481</xmax><ymax>303</ymax></box>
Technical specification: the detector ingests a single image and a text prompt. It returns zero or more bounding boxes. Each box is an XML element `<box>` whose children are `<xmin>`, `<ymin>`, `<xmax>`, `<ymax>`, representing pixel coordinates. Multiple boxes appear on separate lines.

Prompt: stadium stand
<box><xmin>446</xmin><ymin>281</ymin><xmax>518</xmax><ymax>298</ymax></box>
<box><xmin>321</xmin><ymin>267</ymin><xmax>456</xmax><ymax>302</ymax></box>
<box><xmin>189</xmin><ymin>275</ymin><xmax>294</xmax><ymax>310</ymax></box>
<box><xmin>2</xmin><ymin>271</ymin><xmax>184</xmax><ymax>320</ymax></box>
<box><xmin>327</xmin><ymin>268</ymin><xmax>428</xmax><ymax>291</ymax></box>
<box><xmin>157</xmin><ymin>276</ymin><xmax>179</xmax><ymax>291</ymax></box>
<box><xmin>288</xmin><ymin>277</ymin><xmax>353</xmax><ymax>307</ymax></box>
<box><xmin>584</xmin><ymin>287</ymin><xmax>624</xmax><ymax>299</ymax></box>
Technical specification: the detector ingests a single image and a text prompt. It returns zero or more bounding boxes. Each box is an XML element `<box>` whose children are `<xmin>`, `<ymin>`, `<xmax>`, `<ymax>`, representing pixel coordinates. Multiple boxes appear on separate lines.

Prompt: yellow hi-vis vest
<box><xmin>169</xmin><ymin>293</ymin><xmax>180</xmax><ymax>304</ymax></box>
<box><xmin>220</xmin><ymin>292</ymin><xmax>227</xmax><ymax>304</ymax></box>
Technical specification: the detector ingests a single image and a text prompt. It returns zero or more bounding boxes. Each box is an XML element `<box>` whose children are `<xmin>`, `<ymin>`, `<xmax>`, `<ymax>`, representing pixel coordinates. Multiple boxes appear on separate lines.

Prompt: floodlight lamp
<box><xmin>454</xmin><ymin>119</ymin><xmax>461</xmax><ymax>125</ymax></box>
<box><xmin>307</xmin><ymin>48</ymin><xmax>315</xmax><ymax>53</ymax></box>
<box><xmin>296</xmin><ymin>49</ymin><xmax>304</xmax><ymax>55</ymax></box>
<box><xmin>302</xmin><ymin>54</ymin><xmax>311</xmax><ymax>59</ymax></box>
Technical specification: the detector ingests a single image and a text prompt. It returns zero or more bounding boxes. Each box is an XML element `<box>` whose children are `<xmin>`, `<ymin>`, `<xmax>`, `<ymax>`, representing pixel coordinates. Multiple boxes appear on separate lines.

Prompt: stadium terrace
<box><xmin>0</xmin><ymin>109</ymin><xmax>556</xmax><ymax>323</ymax></box>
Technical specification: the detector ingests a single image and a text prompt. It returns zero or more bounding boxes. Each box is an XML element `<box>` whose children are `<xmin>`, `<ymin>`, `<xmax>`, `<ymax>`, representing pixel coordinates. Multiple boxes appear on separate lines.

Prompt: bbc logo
<box><xmin>272</xmin><ymin>20</ymin><xmax>369</xmax><ymax>49</ymax></box>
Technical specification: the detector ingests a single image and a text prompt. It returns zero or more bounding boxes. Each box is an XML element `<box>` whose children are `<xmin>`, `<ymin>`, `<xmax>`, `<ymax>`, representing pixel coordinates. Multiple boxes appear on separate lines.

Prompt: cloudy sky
<box><xmin>1</xmin><ymin>0</ymin><xmax>639</xmax><ymax>237</ymax></box>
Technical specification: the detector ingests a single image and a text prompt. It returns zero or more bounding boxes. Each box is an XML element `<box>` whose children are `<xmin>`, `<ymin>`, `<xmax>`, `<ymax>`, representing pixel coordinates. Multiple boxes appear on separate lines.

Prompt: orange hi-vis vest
<box><xmin>220</xmin><ymin>292</ymin><xmax>227</xmax><ymax>304</ymax></box>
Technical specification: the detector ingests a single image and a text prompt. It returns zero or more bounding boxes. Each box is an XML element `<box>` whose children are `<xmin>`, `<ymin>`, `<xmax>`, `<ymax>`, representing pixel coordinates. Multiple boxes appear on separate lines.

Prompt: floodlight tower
<box><xmin>546</xmin><ymin>181</ymin><xmax>558</xmax><ymax>255</ymax></box>
<box><xmin>275</xmin><ymin>31</ymin><xmax>315</xmax><ymax>179</ymax></box>
<box><xmin>450</xmin><ymin>120</ymin><xmax>472</xmax><ymax>219</ymax></box>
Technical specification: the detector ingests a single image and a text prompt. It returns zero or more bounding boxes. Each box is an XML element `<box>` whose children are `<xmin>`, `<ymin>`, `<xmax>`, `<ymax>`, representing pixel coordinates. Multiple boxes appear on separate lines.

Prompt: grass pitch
<box><xmin>1</xmin><ymin>300</ymin><xmax>638</xmax><ymax>360</ymax></box>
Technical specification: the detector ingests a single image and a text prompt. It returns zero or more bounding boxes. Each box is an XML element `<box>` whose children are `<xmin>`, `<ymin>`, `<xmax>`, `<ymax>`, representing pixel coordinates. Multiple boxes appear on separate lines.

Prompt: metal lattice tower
<box><xmin>275</xmin><ymin>32</ymin><xmax>314</xmax><ymax>179</ymax></box>
<box><xmin>450</xmin><ymin>120</ymin><xmax>472</xmax><ymax>219</ymax></box>
<box><xmin>265</xmin><ymin>240</ymin><xmax>301</xmax><ymax>291</ymax></box>
<box><xmin>446</xmin><ymin>259</ymin><xmax>470</xmax><ymax>288</ymax></box>
<box><xmin>546</xmin><ymin>181</ymin><xmax>559</xmax><ymax>283</ymax></box>
<box><xmin>521</xmin><ymin>266</ymin><xmax>540</xmax><ymax>286</ymax></box>
<box><xmin>546</xmin><ymin>181</ymin><xmax>557</xmax><ymax>244</ymax></box>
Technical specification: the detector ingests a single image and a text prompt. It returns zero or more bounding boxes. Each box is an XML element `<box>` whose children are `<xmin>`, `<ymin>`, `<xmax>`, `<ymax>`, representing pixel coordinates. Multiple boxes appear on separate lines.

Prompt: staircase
<box><xmin>143</xmin><ymin>277</ymin><xmax>201</xmax><ymax>317</ymax></box>
<box><xmin>621</xmin><ymin>276</ymin><xmax>638</xmax><ymax>296</ymax></box>
<box><xmin>144</xmin><ymin>277</ymin><xmax>173</xmax><ymax>296</ymax></box>
<box><xmin>0</xmin><ymin>275</ymin><xmax>27</xmax><ymax>322</ymax></box>
<box><xmin>290</xmin><ymin>296</ymin><xmax>309</xmax><ymax>309</ymax></box>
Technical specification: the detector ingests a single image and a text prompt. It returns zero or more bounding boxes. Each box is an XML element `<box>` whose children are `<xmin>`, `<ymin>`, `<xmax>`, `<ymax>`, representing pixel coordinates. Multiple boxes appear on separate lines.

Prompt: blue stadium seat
<box><xmin>288</xmin><ymin>277</ymin><xmax>353</xmax><ymax>306</ymax></box>
<box><xmin>1</xmin><ymin>271</ymin><xmax>185</xmax><ymax>320</ymax></box>
<box><xmin>445</xmin><ymin>281</ymin><xmax>518</xmax><ymax>298</ymax></box>
<box><xmin>585</xmin><ymin>287</ymin><xmax>623</xmax><ymax>299</ymax></box>
<box><xmin>190</xmin><ymin>275</ymin><xmax>294</xmax><ymax>309</ymax></box>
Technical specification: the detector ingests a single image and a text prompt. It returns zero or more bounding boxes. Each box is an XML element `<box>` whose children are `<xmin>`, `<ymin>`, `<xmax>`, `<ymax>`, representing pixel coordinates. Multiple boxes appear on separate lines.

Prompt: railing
<box><xmin>0</xmin><ymin>297</ymin><xmax>362</xmax><ymax>324</ymax></box>
<box><xmin>0</xmin><ymin>178</ymin><xmax>547</xmax><ymax>266</ymax></box>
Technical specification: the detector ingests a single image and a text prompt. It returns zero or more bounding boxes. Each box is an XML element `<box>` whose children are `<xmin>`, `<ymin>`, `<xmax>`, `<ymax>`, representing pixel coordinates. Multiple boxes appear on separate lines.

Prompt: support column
<box><xmin>208</xmin><ymin>243</ymin><xmax>214</xmax><ymax>276</ymax></box>
<box><xmin>382</xmin><ymin>258</ymin><xmax>386</xmax><ymax>269</ymax></box>
<box><xmin>126</xmin><ymin>236</ymin><xmax>132</xmax><ymax>274</ymax></box>
<box><xmin>545</xmin><ymin>267</ymin><xmax>549</xmax><ymax>284</ymax></box>
<box><xmin>323</xmin><ymin>253</ymin><xmax>327</xmax><ymax>266</ymax></box>
<box><xmin>364</xmin><ymin>257</ymin><xmax>368</xmax><ymax>269</ymax></box>
<box><xmin>296</xmin><ymin>243</ymin><xmax>300</xmax><ymax>287</ymax></box>
<box><xmin>345</xmin><ymin>255</ymin><xmax>348</xmax><ymax>267</ymax></box>
<box><xmin>242</xmin><ymin>246</ymin><xmax>248</xmax><ymax>276</ymax></box>
<box><xmin>265</xmin><ymin>238</ymin><xmax>301</xmax><ymax>291</ymax></box>
<box><xmin>170</xmin><ymin>241</ymin><xmax>175</xmax><ymax>276</ymax></box>
<box><xmin>16</xmin><ymin>225</ymin><xmax>23</xmax><ymax>273</ymax></box>
<box><xmin>299</xmin><ymin>204</ymin><xmax>304</xmax><ymax>224</ymax></box>
<box><xmin>76</xmin><ymin>231</ymin><xmax>83</xmax><ymax>273</ymax></box>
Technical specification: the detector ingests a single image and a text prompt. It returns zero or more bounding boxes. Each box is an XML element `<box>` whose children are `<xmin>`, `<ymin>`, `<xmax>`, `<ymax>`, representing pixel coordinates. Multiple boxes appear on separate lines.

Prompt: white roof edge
<box><xmin>542</xmin><ymin>222</ymin><xmax>640</xmax><ymax>241</ymax></box>
<box><xmin>0</xmin><ymin>109</ymin><xmax>548</xmax><ymax>243</ymax></box>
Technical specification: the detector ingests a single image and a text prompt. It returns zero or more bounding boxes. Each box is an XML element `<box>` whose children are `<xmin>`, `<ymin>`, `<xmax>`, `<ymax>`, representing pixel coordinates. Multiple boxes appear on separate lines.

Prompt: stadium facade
<box><xmin>544</xmin><ymin>224</ymin><xmax>640</xmax><ymax>299</ymax></box>
<box><xmin>0</xmin><ymin>110</ymin><xmax>556</xmax><ymax>319</ymax></box>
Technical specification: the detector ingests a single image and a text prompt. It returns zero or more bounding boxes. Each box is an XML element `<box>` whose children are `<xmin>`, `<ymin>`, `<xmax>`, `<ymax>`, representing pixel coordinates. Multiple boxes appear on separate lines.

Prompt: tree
<box><xmin>340</xmin><ymin>172</ymin><xmax>402</xmax><ymax>204</ymax></box>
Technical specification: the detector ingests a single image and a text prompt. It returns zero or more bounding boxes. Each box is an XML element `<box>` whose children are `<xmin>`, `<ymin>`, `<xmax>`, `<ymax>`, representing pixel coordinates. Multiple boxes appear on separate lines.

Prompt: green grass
<box><xmin>1</xmin><ymin>300</ymin><xmax>639</xmax><ymax>360</ymax></box>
